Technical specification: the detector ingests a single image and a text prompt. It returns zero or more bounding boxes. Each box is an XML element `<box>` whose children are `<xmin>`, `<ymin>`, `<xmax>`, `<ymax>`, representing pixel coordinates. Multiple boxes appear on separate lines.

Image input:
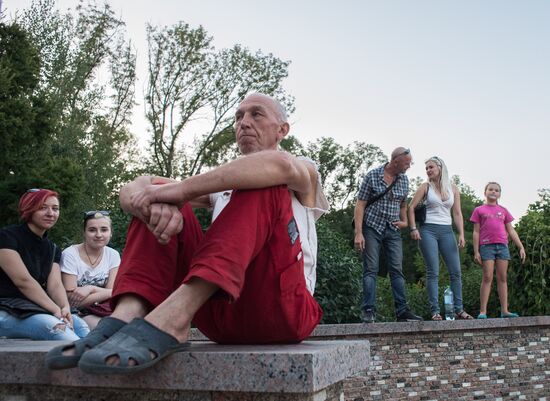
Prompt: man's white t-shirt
<box><xmin>209</xmin><ymin>157</ymin><xmax>329</xmax><ymax>295</ymax></box>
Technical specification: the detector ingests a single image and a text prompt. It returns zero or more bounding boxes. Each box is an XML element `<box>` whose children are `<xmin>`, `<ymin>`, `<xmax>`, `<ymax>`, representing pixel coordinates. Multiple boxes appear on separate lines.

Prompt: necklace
<box><xmin>83</xmin><ymin>244</ymin><xmax>103</xmax><ymax>266</ymax></box>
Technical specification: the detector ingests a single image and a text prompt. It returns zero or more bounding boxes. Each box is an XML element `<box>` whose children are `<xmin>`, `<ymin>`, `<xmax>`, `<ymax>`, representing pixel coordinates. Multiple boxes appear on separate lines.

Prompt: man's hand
<box><xmin>146</xmin><ymin>203</ymin><xmax>184</xmax><ymax>244</ymax></box>
<box><xmin>392</xmin><ymin>220</ymin><xmax>407</xmax><ymax>230</ymax></box>
<box><xmin>354</xmin><ymin>233</ymin><xmax>365</xmax><ymax>252</ymax></box>
<box><xmin>127</xmin><ymin>183</ymin><xmax>185</xmax><ymax>244</ymax></box>
<box><xmin>129</xmin><ymin>185</ymin><xmax>161</xmax><ymax>222</ymax></box>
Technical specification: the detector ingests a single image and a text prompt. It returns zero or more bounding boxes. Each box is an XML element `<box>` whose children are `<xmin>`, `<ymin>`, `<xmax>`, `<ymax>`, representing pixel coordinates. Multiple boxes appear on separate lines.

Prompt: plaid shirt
<box><xmin>357</xmin><ymin>164</ymin><xmax>409</xmax><ymax>234</ymax></box>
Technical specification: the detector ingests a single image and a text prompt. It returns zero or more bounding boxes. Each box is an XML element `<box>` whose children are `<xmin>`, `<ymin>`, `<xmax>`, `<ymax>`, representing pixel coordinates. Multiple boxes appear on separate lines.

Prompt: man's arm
<box><xmin>121</xmin><ymin>177</ymin><xmax>213</xmax><ymax>214</ymax></box>
<box><xmin>127</xmin><ymin>151</ymin><xmax>316</xmax><ymax>242</ymax></box>
<box><xmin>120</xmin><ymin>176</ymin><xmax>183</xmax><ymax>244</ymax></box>
<box><xmin>292</xmin><ymin>160</ymin><xmax>320</xmax><ymax>208</ymax></box>
<box><xmin>354</xmin><ymin>199</ymin><xmax>367</xmax><ymax>251</ymax></box>
<box><xmin>120</xmin><ymin>176</ymin><xmax>177</xmax><ymax>217</ymax></box>
<box><xmin>136</xmin><ymin>151</ymin><xmax>312</xmax><ymax>208</ymax></box>
<box><xmin>353</xmin><ymin>174</ymin><xmax>373</xmax><ymax>252</ymax></box>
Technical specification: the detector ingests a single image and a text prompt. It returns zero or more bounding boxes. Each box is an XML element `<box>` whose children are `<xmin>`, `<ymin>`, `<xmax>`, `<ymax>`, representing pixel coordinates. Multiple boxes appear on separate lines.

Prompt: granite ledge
<box><xmin>0</xmin><ymin>339</ymin><xmax>369</xmax><ymax>394</ymax></box>
<box><xmin>310</xmin><ymin>315</ymin><xmax>550</xmax><ymax>338</ymax></box>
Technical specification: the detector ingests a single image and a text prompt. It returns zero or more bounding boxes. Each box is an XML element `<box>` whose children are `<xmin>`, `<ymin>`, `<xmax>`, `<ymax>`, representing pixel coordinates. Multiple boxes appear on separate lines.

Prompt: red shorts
<box><xmin>112</xmin><ymin>186</ymin><xmax>322</xmax><ymax>344</ymax></box>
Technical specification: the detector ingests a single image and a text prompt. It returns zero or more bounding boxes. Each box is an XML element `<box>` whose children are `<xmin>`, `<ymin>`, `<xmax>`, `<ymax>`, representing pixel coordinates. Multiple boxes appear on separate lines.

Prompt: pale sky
<box><xmin>7</xmin><ymin>0</ymin><xmax>550</xmax><ymax>220</ymax></box>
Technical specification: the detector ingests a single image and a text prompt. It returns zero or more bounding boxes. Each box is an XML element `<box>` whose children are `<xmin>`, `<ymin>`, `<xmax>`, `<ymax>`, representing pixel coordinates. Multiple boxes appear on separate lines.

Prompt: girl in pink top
<box><xmin>470</xmin><ymin>182</ymin><xmax>526</xmax><ymax>319</ymax></box>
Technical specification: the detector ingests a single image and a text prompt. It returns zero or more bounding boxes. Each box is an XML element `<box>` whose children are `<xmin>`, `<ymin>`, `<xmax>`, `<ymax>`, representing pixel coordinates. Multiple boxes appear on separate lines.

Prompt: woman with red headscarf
<box><xmin>0</xmin><ymin>189</ymin><xmax>89</xmax><ymax>340</ymax></box>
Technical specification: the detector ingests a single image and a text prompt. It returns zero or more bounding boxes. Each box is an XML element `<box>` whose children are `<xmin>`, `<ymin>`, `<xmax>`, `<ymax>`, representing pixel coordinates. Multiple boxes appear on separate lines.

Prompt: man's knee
<box><xmin>362</xmin><ymin>258</ymin><xmax>380</xmax><ymax>277</ymax></box>
<box><xmin>231</xmin><ymin>185</ymin><xmax>288</xmax><ymax>207</ymax></box>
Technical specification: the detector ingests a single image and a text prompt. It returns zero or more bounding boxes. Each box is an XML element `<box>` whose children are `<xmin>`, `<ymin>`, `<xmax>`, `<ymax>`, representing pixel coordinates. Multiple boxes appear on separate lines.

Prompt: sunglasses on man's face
<box><xmin>393</xmin><ymin>148</ymin><xmax>412</xmax><ymax>165</ymax></box>
<box><xmin>397</xmin><ymin>148</ymin><xmax>410</xmax><ymax>158</ymax></box>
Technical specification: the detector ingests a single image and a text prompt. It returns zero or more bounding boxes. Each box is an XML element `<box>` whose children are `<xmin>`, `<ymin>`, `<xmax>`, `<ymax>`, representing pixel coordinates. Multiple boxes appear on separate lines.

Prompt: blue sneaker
<box><xmin>477</xmin><ymin>313</ymin><xmax>488</xmax><ymax>319</ymax></box>
<box><xmin>501</xmin><ymin>312</ymin><xmax>519</xmax><ymax>318</ymax></box>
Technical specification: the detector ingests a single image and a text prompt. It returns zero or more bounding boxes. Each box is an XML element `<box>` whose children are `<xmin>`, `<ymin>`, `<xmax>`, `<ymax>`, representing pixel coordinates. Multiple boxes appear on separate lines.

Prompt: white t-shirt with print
<box><xmin>60</xmin><ymin>245</ymin><xmax>120</xmax><ymax>288</ymax></box>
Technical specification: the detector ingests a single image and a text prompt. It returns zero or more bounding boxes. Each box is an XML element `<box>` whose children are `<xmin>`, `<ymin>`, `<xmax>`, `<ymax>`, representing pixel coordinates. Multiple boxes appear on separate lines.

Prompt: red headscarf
<box><xmin>18</xmin><ymin>189</ymin><xmax>59</xmax><ymax>222</ymax></box>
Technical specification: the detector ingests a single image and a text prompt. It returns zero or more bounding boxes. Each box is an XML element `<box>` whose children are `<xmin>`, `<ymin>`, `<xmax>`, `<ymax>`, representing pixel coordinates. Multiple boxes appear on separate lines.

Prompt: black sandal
<box><xmin>45</xmin><ymin>316</ymin><xmax>127</xmax><ymax>370</ymax></box>
<box><xmin>455</xmin><ymin>310</ymin><xmax>474</xmax><ymax>320</ymax></box>
<box><xmin>78</xmin><ymin>318</ymin><xmax>190</xmax><ymax>375</ymax></box>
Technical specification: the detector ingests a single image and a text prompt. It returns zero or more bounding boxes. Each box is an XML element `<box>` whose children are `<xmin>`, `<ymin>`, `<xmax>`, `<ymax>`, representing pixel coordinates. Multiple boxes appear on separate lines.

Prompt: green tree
<box><xmin>3</xmin><ymin>0</ymin><xmax>139</xmax><ymax>244</ymax></box>
<box><xmin>0</xmin><ymin>22</ymin><xmax>55</xmax><ymax>224</ymax></box>
<box><xmin>508</xmin><ymin>189</ymin><xmax>550</xmax><ymax>316</ymax></box>
<box><xmin>145</xmin><ymin>22</ymin><xmax>212</xmax><ymax>178</ymax></box>
<box><xmin>315</xmin><ymin>218</ymin><xmax>362</xmax><ymax>323</ymax></box>
<box><xmin>304</xmin><ymin>138</ymin><xmax>386</xmax><ymax>209</ymax></box>
<box><xmin>453</xmin><ymin>176</ymin><xmax>483</xmax><ymax>270</ymax></box>
<box><xmin>145</xmin><ymin>21</ymin><xmax>294</xmax><ymax>179</ymax></box>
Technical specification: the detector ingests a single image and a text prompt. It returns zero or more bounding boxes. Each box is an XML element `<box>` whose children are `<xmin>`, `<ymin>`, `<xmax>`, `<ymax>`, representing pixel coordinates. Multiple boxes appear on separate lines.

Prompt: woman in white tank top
<box><xmin>408</xmin><ymin>157</ymin><xmax>473</xmax><ymax>321</ymax></box>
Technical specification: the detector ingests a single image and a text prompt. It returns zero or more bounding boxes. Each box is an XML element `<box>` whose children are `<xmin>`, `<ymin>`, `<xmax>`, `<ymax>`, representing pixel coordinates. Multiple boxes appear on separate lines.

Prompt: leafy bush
<box><xmin>315</xmin><ymin>234</ymin><xmax>502</xmax><ymax>322</ymax></box>
<box><xmin>314</xmin><ymin>219</ymin><xmax>362</xmax><ymax>323</ymax></box>
<box><xmin>508</xmin><ymin>190</ymin><xmax>550</xmax><ymax>316</ymax></box>
<box><xmin>459</xmin><ymin>266</ymin><xmax>502</xmax><ymax>317</ymax></box>
<box><xmin>108</xmin><ymin>208</ymin><xmax>132</xmax><ymax>253</ymax></box>
<box><xmin>372</xmin><ymin>266</ymin><xmax>498</xmax><ymax>321</ymax></box>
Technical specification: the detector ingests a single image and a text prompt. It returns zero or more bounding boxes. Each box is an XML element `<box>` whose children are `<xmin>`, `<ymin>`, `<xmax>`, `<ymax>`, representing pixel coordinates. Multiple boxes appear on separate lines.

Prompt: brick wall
<box><xmin>311</xmin><ymin>316</ymin><xmax>550</xmax><ymax>400</ymax></box>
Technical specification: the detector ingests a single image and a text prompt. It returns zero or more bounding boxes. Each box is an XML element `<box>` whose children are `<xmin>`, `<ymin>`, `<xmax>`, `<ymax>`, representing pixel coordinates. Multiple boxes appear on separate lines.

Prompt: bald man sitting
<box><xmin>46</xmin><ymin>93</ymin><xmax>329</xmax><ymax>374</ymax></box>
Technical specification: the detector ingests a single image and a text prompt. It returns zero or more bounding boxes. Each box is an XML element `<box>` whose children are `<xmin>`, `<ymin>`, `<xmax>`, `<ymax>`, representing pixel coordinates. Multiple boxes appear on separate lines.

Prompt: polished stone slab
<box><xmin>0</xmin><ymin>339</ymin><xmax>370</xmax><ymax>394</ymax></box>
<box><xmin>310</xmin><ymin>315</ymin><xmax>550</xmax><ymax>338</ymax></box>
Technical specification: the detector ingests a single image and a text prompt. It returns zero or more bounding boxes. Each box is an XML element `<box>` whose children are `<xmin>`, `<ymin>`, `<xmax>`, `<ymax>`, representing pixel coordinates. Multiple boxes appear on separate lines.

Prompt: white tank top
<box><xmin>425</xmin><ymin>185</ymin><xmax>454</xmax><ymax>225</ymax></box>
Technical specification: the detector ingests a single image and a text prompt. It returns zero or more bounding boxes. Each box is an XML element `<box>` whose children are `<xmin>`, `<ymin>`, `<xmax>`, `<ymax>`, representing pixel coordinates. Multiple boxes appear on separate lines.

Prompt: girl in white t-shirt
<box><xmin>61</xmin><ymin>211</ymin><xmax>120</xmax><ymax>329</ymax></box>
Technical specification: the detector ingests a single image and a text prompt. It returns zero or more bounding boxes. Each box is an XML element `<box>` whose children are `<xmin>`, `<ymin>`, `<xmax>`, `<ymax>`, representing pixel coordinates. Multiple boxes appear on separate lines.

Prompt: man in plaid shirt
<box><xmin>354</xmin><ymin>147</ymin><xmax>423</xmax><ymax>323</ymax></box>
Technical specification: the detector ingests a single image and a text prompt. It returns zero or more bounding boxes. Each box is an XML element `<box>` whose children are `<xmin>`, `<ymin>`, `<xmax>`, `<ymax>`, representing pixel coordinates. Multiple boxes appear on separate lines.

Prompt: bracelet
<box><xmin>410</xmin><ymin>227</ymin><xmax>418</xmax><ymax>231</ymax></box>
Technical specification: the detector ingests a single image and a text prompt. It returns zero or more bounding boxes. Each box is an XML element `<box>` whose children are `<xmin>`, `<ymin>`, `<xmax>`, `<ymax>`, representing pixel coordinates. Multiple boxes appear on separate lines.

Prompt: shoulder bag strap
<box><xmin>365</xmin><ymin>175</ymin><xmax>400</xmax><ymax>208</ymax></box>
<box><xmin>351</xmin><ymin>175</ymin><xmax>400</xmax><ymax>230</ymax></box>
<box><xmin>423</xmin><ymin>183</ymin><xmax>429</xmax><ymax>202</ymax></box>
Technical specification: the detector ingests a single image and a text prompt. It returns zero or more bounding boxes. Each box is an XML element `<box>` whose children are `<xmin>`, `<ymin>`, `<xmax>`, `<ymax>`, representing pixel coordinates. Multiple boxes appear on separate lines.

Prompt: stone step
<box><xmin>0</xmin><ymin>339</ymin><xmax>370</xmax><ymax>400</ymax></box>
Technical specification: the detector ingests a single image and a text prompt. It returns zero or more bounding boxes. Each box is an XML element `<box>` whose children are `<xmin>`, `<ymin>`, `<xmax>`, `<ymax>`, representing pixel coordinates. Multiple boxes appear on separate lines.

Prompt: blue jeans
<box><xmin>0</xmin><ymin>311</ymin><xmax>89</xmax><ymax>340</ymax></box>
<box><xmin>362</xmin><ymin>224</ymin><xmax>409</xmax><ymax>314</ymax></box>
<box><xmin>418</xmin><ymin>224</ymin><xmax>464</xmax><ymax>314</ymax></box>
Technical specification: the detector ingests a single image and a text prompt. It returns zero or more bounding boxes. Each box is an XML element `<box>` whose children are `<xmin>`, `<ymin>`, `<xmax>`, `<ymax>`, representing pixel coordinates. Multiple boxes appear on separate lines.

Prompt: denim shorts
<box><xmin>479</xmin><ymin>243</ymin><xmax>511</xmax><ymax>261</ymax></box>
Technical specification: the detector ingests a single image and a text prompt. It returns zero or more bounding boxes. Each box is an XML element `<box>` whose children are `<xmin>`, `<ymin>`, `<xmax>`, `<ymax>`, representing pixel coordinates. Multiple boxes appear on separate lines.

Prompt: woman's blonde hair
<box><xmin>425</xmin><ymin>156</ymin><xmax>452</xmax><ymax>200</ymax></box>
<box><xmin>83</xmin><ymin>211</ymin><xmax>112</xmax><ymax>230</ymax></box>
